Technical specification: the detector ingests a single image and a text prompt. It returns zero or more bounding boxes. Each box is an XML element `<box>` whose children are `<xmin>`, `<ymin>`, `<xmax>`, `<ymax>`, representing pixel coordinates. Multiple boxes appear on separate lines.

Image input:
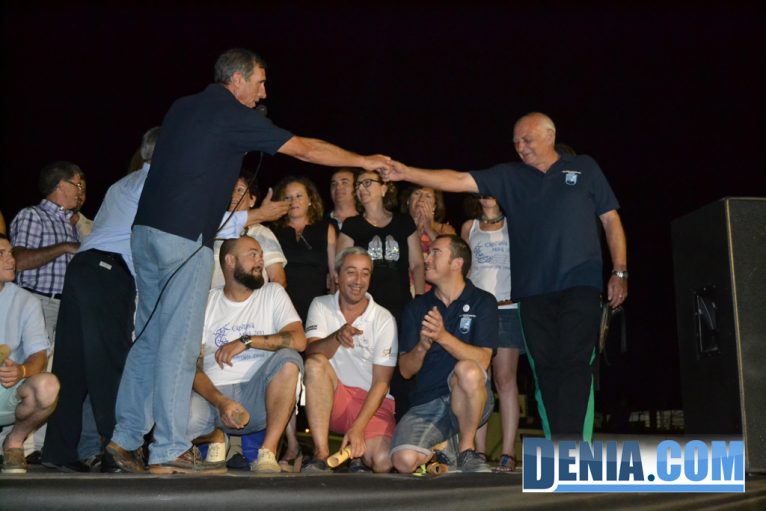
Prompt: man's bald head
<box><xmin>513</xmin><ymin>112</ymin><xmax>559</xmax><ymax>172</ymax></box>
<box><xmin>515</xmin><ymin>112</ymin><xmax>556</xmax><ymax>133</ymax></box>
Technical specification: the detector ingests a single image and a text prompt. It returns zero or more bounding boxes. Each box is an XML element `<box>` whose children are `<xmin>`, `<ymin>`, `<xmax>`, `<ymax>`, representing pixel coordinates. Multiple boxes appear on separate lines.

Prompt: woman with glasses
<box><xmin>273</xmin><ymin>176</ymin><xmax>336</xmax><ymax>322</ymax></box>
<box><xmin>337</xmin><ymin>172</ymin><xmax>425</xmax><ymax>320</ymax></box>
<box><xmin>460</xmin><ymin>194</ymin><xmax>522</xmax><ymax>472</ymax></box>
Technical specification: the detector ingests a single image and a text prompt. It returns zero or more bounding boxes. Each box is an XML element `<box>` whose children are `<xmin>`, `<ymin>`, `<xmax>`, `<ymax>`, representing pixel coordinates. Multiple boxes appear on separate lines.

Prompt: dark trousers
<box><xmin>519</xmin><ymin>286</ymin><xmax>601</xmax><ymax>441</ymax></box>
<box><xmin>42</xmin><ymin>249</ymin><xmax>136</xmax><ymax>463</ymax></box>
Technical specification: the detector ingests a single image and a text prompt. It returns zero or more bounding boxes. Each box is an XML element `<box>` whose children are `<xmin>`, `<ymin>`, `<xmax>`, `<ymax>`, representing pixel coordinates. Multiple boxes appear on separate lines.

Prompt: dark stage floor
<box><xmin>2</xmin><ymin>468</ymin><xmax>765</xmax><ymax>511</ymax></box>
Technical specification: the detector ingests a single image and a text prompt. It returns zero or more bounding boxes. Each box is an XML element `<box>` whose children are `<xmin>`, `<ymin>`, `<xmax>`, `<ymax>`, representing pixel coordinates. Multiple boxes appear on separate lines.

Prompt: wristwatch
<box><xmin>611</xmin><ymin>270</ymin><xmax>629</xmax><ymax>280</ymax></box>
<box><xmin>239</xmin><ymin>335</ymin><xmax>253</xmax><ymax>348</ymax></box>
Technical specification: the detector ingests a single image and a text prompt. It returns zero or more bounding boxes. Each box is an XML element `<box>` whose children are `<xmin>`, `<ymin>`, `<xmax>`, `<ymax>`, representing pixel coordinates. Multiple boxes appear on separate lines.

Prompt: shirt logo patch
<box><xmin>563</xmin><ymin>170</ymin><xmax>581</xmax><ymax>186</ymax></box>
<box><xmin>459</xmin><ymin>315</ymin><xmax>474</xmax><ymax>334</ymax></box>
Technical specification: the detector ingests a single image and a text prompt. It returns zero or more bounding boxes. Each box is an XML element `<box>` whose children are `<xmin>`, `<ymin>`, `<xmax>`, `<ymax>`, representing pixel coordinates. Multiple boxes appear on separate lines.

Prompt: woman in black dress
<box><xmin>273</xmin><ymin>176</ymin><xmax>336</xmax><ymax>322</ymax></box>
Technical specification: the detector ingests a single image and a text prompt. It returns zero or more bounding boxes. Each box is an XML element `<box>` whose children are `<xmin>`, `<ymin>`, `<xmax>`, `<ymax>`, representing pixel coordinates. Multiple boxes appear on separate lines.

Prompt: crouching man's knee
<box><xmin>22</xmin><ymin>372</ymin><xmax>60</xmax><ymax>410</ymax></box>
<box><xmin>391</xmin><ymin>448</ymin><xmax>427</xmax><ymax>474</ymax></box>
<box><xmin>452</xmin><ymin>360</ymin><xmax>485</xmax><ymax>392</ymax></box>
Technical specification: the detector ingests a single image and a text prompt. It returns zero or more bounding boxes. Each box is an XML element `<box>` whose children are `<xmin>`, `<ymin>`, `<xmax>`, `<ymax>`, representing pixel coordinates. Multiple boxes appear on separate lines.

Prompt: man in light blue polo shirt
<box><xmin>0</xmin><ymin>232</ymin><xmax>59</xmax><ymax>474</ymax></box>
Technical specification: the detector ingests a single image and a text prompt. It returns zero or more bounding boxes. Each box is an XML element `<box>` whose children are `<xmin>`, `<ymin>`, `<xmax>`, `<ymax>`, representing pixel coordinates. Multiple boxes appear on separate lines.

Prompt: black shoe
<box><xmin>300</xmin><ymin>456</ymin><xmax>330</xmax><ymax>472</ymax></box>
<box><xmin>226</xmin><ymin>452</ymin><xmax>249</xmax><ymax>470</ymax></box>
<box><xmin>346</xmin><ymin>458</ymin><xmax>372</xmax><ymax>473</ymax></box>
<box><xmin>81</xmin><ymin>454</ymin><xmax>103</xmax><ymax>472</ymax></box>
<box><xmin>100</xmin><ymin>451</ymin><xmax>123</xmax><ymax>473</ymax></box>
<box><xmin>41</xmin><ymin>460</ymin><xmax>92</xmax><ymax>473</ymax></box>
<box><xmin>25</xmin><ymin>450</ymin><xmax>43</xmax><ymax>465</ymax></box>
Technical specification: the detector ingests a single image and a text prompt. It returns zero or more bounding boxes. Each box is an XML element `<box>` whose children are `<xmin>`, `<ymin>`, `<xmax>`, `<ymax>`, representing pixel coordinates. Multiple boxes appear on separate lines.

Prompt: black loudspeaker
<box><xmin>671</xmin><ymin>197</ymin><xmax>766</xmax><ymax>474</ymax></box>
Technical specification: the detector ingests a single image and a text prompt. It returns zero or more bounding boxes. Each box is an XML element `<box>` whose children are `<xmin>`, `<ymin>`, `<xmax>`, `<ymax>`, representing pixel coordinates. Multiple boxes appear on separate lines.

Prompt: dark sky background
<box><xmin>2</xmin><ymin>4</ymin><xmax>764</xmax><ymax>423</ymax></box>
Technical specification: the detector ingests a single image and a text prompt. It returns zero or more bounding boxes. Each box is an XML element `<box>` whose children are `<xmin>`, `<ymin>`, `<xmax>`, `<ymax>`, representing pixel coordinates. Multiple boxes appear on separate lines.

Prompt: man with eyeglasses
<box><xmin>7</xmin><ymin>160</ymin><xmax>83</xmax><ymax>459</ymax></box>
<box><xmin>10</xmin><ymin>161</ymin><xmax>84</xmax><ymax>345</ymax></box>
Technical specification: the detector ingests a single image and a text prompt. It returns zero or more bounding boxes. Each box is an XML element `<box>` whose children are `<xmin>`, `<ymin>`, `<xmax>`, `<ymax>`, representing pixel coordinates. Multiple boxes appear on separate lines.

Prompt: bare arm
<box><xmin>265</xmin><ymin>263</ymin><xmax>286</xmax><ymax>288</ymax></box>
<box><xmin>192</xmin><ymin>356</ymin><xmax>249</xmax><ymax>429</ymax></box>
<box><xmin>407</xmin><ymin>232</ymin><xmax>425</xmax><ymax>295</ymax></box>
<box><xmin>326</xmin><ymin>224</ymin><xmax>337</xmax><ymax>293</ymax></box>
<box><xmin>304</xmin><ymin>323</ymin><xmax>362</xmax><ymax>359</ymax></box>
<box><xmin>384</xmin><ymin>162</ymin><xmax>479</xmax><ymax>194</ymax></box>
<box><xmin>0</xmin><ymin>350</ymin><xmax>48</xmax><ymax>388</ymax></box>
<box><xmin>13</xmin><ymin>244</ymin><xmax>79</xmax><ymax>272</ymax></box>
<box><xmin>278</xmin><ymin>136</ymin><xmax>391</xmax><ymax>172</ymax></box>
<box><xmin>398</xmin><ymin>336</ymin><xmax>432</xmax><ymax>380</ymax></box>
<box><xmin>336</xmin><ymin>232</ymin><xmax>354</xmax><ymax>253</ymax></box>
<box><xmin>214</xmin><ymin>321</ymin><xmax>306</xmax><ymax>368</ymax></box>
<box><xmin>460</xmin><ymin>219</ymin><xmax>472</xmax><ymax>243</ymax></box>
<box><xmin>600</xmin><ymin>209</ymin><xmax>628</xmax><ymax>308</ymax></box>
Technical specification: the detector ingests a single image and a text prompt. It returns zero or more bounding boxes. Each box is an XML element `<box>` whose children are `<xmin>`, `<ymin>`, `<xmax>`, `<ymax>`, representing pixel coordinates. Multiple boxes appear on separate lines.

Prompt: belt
<box><xmin>497</xmin><ymin>299</ymin><xmax>514</xmax><ymax>306</ymax></box>
<box><xmin>22</xmin><ymin>287</ymin><xmax>62</xmax><ymax>300</ymax></box>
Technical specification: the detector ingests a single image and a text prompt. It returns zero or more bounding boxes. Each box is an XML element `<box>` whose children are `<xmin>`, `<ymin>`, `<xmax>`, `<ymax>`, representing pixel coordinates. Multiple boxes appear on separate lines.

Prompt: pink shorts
<box><xmin>329</xmin><ymin>382</ymin><xmax>396</xmax><ymax>440</ymax></box>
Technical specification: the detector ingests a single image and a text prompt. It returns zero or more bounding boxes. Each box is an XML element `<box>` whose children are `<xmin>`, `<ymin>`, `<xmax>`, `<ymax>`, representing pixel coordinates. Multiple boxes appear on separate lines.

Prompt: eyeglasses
<box><xmin>355</xmin><ymin>178</ymin><xmax>382</xmax><ymax>189</ymax></box>
<box><xmin>64</xmin><ymin>180</ymin><xmax>84</xmax><ymax>193</ymax></box>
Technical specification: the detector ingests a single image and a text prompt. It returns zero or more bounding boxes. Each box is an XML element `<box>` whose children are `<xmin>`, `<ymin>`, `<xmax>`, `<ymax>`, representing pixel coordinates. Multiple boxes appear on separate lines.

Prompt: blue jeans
<box><xmin>112</xmin><ymin>226</ymin><xmax>213</xmax><ymax>464</ymax></box>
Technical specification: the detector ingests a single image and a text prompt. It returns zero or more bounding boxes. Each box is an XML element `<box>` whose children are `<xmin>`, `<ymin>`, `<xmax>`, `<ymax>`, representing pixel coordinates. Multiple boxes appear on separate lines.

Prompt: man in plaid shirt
<box><xmin>10</xmin><ymin>161</ymin><xmax>83</xmax><ymax>343</ymax></box>
<box><xmin>8</xmin><ymin>161</ymin><xmax>83</xmax><ymax>456</ymax></box>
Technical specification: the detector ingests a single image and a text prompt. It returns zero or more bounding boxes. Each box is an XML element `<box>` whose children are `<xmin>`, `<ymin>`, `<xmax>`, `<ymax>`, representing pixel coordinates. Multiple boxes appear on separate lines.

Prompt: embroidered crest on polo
<box><xmin>563</xmin><ymin>170</ymin><xmax>581</xmax><ymax>186</ymax></box>
<box><xmin>463</xmin><ymin>304</ymin><xmax>470</xmax><ymax>312</ymax></box>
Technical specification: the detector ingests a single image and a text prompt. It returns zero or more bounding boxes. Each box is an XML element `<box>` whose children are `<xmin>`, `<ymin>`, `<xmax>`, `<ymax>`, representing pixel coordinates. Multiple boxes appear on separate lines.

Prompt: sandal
<box><xmin>494</xmin><ymin>454</ymin><xmax>516</xmax><ymax>473</ymax></box>
<box><xmin>279</xmin><ymin>451</ymin><xmax>303</xmax><ymax>473</ymax></box>
<box><xmin>300</xmin><ymin>456</ymin><xmax>330</xmax><ymax>473</ymax></box>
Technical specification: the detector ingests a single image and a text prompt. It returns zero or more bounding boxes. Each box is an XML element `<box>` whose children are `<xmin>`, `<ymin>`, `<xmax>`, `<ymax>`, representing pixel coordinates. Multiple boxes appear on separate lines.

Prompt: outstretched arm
<box><xmin>279</xmin><ymin>136</ymin><xmax>391</xmax><ymax>172</ymax></box>
<box><xmin>382</xmin><ymin>161</ymin><xmax>479</xmax><ymax>194</ymax></box>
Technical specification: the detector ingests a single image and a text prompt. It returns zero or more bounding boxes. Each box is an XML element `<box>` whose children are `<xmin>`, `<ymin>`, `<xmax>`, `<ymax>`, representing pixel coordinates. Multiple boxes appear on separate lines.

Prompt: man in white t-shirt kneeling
<box><xmin>302</xmin><ymin>247</ymin><xmax>397</xmax><ymax>473</ymax></box>
<box><xmin>181</xmin><ymin>236</ymin><xmax>305</xmax><ymax>475</ymax></box>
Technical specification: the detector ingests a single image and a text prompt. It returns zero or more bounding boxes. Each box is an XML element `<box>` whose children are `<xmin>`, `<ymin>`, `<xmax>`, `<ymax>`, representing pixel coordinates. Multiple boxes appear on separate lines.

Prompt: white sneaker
<box><xmin>250</xmin><ymin>448</ymin><xmax>281</xmax><ymax>473</ymax></box>
<box><xmin>204</xmin><ymin>429</ymin><xmax>228</xmax><ymax>463</ymax></box>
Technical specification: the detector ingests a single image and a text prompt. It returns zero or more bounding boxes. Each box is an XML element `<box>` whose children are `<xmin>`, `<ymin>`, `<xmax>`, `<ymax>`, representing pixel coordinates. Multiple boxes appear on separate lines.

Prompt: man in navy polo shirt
<box><xmin>383</xmin><ymin>112</ymin><xmax>628</xmax><ymax>442</ymax></box>
<box><xmin>107</xmin><ymin>48</ymin><xmax>392</xmax><ymax>474</ymax></box>
<box><xmin>390</xmin><ymin>235</ymin><xmax>497</xmax><ymax>473</ymax></box>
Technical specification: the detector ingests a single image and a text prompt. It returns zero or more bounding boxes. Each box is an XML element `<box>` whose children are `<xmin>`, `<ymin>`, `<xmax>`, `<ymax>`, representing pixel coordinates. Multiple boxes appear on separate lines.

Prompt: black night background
<box><xmin>2</xmin><ymin>3</ymin><xmax>763</xmax><ymax>430</ymax></box>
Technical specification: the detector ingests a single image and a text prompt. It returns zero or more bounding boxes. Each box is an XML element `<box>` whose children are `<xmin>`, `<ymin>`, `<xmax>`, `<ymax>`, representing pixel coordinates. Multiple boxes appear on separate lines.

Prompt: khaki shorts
<box><xmin>0</xmin><ymin>379</ymin><xmax>25</xmax><ymax>427</ymax></box>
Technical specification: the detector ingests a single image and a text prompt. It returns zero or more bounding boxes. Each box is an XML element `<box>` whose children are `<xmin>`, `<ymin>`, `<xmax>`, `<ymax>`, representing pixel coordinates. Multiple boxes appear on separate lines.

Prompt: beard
<box><xmin>233</xmin><ymin>262</ymin><xmax>265</xmax><ymax>291</ymax></box>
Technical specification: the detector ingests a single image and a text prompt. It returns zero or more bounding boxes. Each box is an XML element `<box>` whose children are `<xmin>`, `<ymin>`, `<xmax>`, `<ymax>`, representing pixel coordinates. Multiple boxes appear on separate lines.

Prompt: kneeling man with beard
<box><xmin>183</xmin><ymin>236</ymin><xmax>305</xmax><ymax>474</ymax></box>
